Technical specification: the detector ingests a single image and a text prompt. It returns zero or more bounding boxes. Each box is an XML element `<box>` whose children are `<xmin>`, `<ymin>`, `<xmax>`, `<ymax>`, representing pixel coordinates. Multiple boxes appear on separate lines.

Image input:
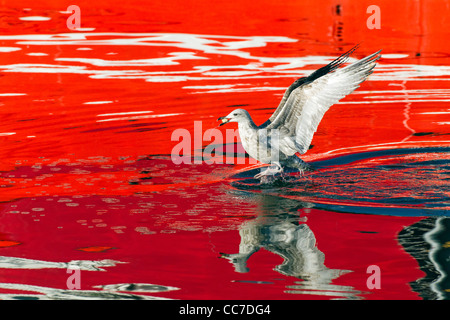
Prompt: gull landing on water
<box><xmin>218</xmin><ymin>45</ymin><xmax>382</xmax><ymax>182</ymax></box>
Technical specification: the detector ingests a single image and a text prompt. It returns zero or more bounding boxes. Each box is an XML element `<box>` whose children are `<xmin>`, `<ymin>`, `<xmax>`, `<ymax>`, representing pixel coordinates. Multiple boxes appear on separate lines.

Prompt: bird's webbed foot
<box><xmin>254</xmin><ymin>162</ymin><xmax>284</xmax><ymax>180</ymax></box>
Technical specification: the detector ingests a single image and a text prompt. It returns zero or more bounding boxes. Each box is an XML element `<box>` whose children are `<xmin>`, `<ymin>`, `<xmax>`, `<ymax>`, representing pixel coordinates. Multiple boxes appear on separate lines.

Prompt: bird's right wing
<box><xmin>265</xmin><ymin>49</ymin><xmax>382</xmax><ymax>156</ymax></box>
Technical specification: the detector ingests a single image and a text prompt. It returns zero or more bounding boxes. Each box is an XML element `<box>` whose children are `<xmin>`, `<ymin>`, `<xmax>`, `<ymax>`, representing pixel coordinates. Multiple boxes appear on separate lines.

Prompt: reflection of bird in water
<box><xmin>220</xmin><ymin>216</ymin><xmax>350</xmax><ymax>287</ymax></box>
<box><xmin>220</xmin><ymin>195</ymin><xmax>359</xmax><ymax>298</ymax></box>
<box><xmin>218</xmin><ymin>45</ymin><xmax>381</xmax><ymax>181</ymax></box>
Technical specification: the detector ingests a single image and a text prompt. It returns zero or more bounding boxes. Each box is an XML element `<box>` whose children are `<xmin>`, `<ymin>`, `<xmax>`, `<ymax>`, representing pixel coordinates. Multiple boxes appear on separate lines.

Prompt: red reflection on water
<box><xmin>0</xmin><ymin>0</ymin><xmax>449</xmax><ymax>300</ymax></box>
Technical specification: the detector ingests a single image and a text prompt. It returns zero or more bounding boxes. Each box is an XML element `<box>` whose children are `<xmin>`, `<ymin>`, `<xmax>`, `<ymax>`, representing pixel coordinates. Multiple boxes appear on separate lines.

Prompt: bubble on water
<box><xmin>66</xmin><ymin>203</ymin><xmax>79</xmax><ymax>207</ymax></box>
<box><xmin>102</xmin><ymin>198</ymin><xmax>120</xmax><ymax>204</ymax></box>
<box><xmin>67</xmin><ymin>162</ymin><xmax>82</xmax><ymax>167</ymax></box>
<box><xmin>162</xmin><ymin>203</ymin><xmax>178</xmax><ymax>209</ymax></box>
<box><xmin>165</xmin><ymin>211</ymin><xmax>182</xmax><ymax>216</ymax></box>
<box><xmin>185</xmin><ymin>210</ymin><xmax>199</xmax><ymax>216</ymax></box>
<box><xmin>160</xmin><ymin>230</ymin><xmax>176</xmax><ymax>234</ymax></box>
<box><xmin>135</xmin><ymin>194</ymin><xmax>153</xmax><ymax>199</ymax></box>
<box><xmin>111</xmin><ymin>226</ymin><xmax>126</xmax><ymax>234</ymax></box>
<box><xmin>135</xmin><ymin>227</ymin><xmax>155</xmax><ymax>235</ymax></box>
<box><xmin>70</xmin><ymin>169</ymin><xmax>92</xmax><ymax>175</ymax></box>
<box><xmin>138</xmin><ymin>202</ymin><xmax>154</xmax><ymax>208</ymax></box>
<box><xmin>130</xmin><ymin>209</ymin><xmax>149</xmax><ymax>214</ymax></box>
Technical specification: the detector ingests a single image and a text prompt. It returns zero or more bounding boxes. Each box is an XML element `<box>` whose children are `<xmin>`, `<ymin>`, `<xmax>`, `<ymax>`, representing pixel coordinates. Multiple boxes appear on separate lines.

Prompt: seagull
<box><xmin>218</xmin><ymin>45</ymin><xmax>381</xmax><ymax>181</ymax></box>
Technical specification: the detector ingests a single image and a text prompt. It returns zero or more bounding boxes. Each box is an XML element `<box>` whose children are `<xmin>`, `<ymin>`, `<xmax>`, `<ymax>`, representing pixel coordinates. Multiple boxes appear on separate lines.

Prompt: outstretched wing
<box><xmin>258</xmin><ymin>44</ymin><xmax>360</xmax><ymax>129</ymax></box>
<box><xmin>264</xmin><ymin>48</ymin><xmax>381</xmax><ymax>156</ymax></box>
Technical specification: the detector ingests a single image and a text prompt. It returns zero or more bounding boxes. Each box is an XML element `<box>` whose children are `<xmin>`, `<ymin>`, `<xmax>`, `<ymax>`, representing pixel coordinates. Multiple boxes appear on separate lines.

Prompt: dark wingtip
<box><xmin>303</xmin><ymin>43</ymin><xmax>364</xmax><ymax>84</ymax></box>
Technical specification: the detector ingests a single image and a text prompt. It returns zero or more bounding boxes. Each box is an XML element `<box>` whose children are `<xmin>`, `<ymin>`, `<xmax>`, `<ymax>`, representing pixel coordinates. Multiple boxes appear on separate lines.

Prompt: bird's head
<box><xmin>217</xmin><ymin>109</ymin><xmax>249</xmax><ymax>126</ymax></box>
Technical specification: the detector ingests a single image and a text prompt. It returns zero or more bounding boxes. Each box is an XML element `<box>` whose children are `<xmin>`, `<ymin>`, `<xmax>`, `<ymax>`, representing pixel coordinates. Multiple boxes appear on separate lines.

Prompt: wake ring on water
<box><xmin>229</xmin><ymin>146</ymin><xmax>450</xmax><ymax>217</ymax></box>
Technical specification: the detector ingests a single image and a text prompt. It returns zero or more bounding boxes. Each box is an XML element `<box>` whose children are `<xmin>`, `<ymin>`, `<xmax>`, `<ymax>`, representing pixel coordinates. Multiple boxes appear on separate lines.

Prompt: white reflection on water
<box><xmin>0</xmin><ymin>255</ymin><xmax>124</xmax><ymax>271</ymax></box>
<box><xmin>95</xmin><ymin>112</ymin><xmax>183</xmax><ymax>123</ymax></box>
<box><xmin>18</xmin><ymin>16</ymin><xmax>51</xmax><ymax>21</ymax></box>
<box><xmin>1</xmin><ymin>32</ymin><xmax>450</xmax><ymax>85</ymax></box>
<box><xmin>0</xmin><ymin>47</ymin><xmax>21</xmax><ymax>52</ymax></box>
<box><xmin>57</xmin><ymin>51</ymin><xmax>207</xmax><ymax>67</ymax></box>
<box><xmin>0</xmin><ymin>93</ymin><xmax>26</xmax><ymax>96</ymax></box>
<box><xmin>0</xmin><ymin>282</ymin><xmax>177</xmax><ymax>300</ymax></box>
<box><xmin>26</xmin><ymin>52</ymin><xmax>48</xmax><ymax>56</ymax></box>
<box><xmin>83</xmin><ymin>100</ymin><xmax>114</xmax><ymax>105</ymax></box>
<box><xmin>0</xmin><ymin>255</ymin><xmax>178</xmax><ymax>299</ymax></box>
<box><xmin>97</xmin><ymin>111</ymin><xmax>153</xmax><ymax>117</ymax></box>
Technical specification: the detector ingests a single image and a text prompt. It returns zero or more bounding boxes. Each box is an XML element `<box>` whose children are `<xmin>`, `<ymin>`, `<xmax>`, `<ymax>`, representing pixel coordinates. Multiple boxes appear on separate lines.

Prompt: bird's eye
<box><xmin>233</xmin><ymin>113</ymin><xmax>237</xmax><ymax>116</ymax></box>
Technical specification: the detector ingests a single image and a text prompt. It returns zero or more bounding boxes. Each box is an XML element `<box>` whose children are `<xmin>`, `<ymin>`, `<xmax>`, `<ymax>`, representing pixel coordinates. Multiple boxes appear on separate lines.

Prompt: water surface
<box><xmin>0</xmin><ymin>0</ymin><xmax>449</xmax><ymax>300</ymax></box>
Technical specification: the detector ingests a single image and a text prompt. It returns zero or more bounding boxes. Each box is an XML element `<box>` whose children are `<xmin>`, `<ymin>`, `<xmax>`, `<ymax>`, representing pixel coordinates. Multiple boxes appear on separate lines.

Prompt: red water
<box><xmin>0</xmin><ymin>0</ymin><xmax>449</xmax><ymax>300</ymax></box>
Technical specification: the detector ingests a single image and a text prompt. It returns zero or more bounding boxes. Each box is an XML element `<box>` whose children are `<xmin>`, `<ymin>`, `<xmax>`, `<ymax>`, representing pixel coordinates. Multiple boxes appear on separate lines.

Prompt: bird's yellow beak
<box><xmin>218</xmin><ymin>116</ymin><xmax>230</xmax><ymax>126</ymax></box>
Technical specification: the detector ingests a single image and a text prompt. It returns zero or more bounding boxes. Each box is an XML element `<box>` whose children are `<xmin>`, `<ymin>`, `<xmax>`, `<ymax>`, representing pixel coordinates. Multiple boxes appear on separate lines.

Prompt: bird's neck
<box><xmin>238</xmin><ymin>116</ymin><xmax>257</xmax><ymax>132</ymax></box>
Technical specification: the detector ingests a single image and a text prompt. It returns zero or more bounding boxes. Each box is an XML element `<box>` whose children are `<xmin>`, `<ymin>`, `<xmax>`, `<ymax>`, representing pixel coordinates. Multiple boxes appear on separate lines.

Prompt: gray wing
<box><xmin>258</xmin><ymin>44</ymin><xmax>360</xmax><ymax>129</ymax></box>
<box><xmin>265</xmin><ymin>49</ymin><xmax>382</xmax><ymax>156</ymax></box>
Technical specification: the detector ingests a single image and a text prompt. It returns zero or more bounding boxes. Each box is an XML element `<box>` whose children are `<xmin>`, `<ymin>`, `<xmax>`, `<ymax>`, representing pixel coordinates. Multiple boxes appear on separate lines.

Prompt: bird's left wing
<box><xmin>265</xmin><ymin>49</ymin><xmax>381</xmax><ymax>156</ymax></box>
<box><xmin>258</xmin><ymin>44</ymin><xmax>360</xmax><ymax>129</ymax></box>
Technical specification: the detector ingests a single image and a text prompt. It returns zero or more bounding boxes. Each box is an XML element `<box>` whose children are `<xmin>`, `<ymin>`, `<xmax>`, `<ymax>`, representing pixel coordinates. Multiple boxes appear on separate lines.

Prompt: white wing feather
<box><xmin>266</xmin><ymin>50</ymin><xmax>381</xmax><ymax>155</ymax></box>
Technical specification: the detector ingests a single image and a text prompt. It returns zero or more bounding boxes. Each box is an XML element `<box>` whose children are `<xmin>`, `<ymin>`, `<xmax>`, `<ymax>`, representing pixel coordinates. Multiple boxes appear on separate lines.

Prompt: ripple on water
<box><xmin>230</xmin><ymin>147</ymin><xmax>450</xmax><ymax>216</ymax></box>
